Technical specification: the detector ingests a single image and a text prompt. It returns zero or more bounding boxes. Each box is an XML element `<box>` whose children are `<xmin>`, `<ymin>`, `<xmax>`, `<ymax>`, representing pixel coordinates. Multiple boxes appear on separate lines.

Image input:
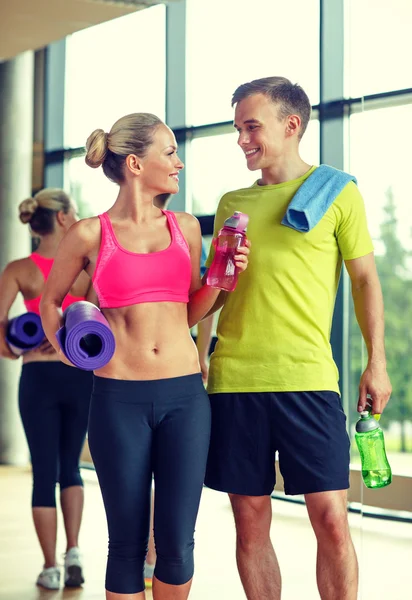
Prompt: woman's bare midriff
<box><xmin>22</xmin><ymin>350</ymin><xmax>60</xmax><ymax>365</ymax></box>
<box><xmin>94</xmin><ymin>302</ymin><xmax>201</xmax><ymax>381</ymax></box>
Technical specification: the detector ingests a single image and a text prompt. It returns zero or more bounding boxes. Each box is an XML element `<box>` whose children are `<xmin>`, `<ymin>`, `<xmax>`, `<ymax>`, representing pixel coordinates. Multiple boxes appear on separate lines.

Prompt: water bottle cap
<box><xmin>224</xmin><ymin>211</ymin><xmax>249</xmax><ymax>232</ymax></box>
<box><xmin>356</xmin><ymin>411</ymin><xmax>380</xmax><ymax>433</ymax></box>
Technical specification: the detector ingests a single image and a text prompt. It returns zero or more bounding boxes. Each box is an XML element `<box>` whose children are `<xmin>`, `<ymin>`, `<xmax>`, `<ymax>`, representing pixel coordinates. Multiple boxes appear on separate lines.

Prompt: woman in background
<box><xmin>0</xmin><ymin>189</ymin><xmax>93</xmax><ymax>590</ymax></box>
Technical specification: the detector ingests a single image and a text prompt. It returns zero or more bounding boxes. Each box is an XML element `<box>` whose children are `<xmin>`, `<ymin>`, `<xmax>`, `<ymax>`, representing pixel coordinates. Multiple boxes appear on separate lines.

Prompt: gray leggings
<box><xmin>88</xmin><ymin>373</ymin><xmax>211</xmax><ymax>594</ymax></box>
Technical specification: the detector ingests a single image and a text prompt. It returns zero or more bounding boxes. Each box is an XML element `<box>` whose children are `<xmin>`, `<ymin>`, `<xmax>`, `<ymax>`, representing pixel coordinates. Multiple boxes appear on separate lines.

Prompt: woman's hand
<box><xmin>234</xmin><ymin>238</ymin><xmax>251</xmax><ymax>273</ymax></box>
<box><xmin>57</xmin><ymin>348</ymin><xmax>76</xmax><ymax>368</ymax></box>
<box><xmin>0</xmin><ymin>336</ymin><xmax>19</xmax><ymax>360</ymax></box>
<box><xmin>31</xmin><ymin>339</ymin><xmax>57</xmax><ymax>356</ymax></box>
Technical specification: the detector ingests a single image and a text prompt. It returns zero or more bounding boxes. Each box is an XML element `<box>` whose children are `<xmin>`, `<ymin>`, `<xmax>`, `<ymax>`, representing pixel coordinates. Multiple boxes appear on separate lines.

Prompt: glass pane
<box><xmin>186</xmin><ymin>0</ymin><xmax>319</xmax><ymax>126</ymax></box>
<box><xmin>190</xmin><ymin>120</ymin><xmax>320</xmax><ymax>216</ymax></box>
<box><xmin>190</xmin><ymin>133</ymin><xmax>255</xmax><ymax>216</ymax></box>
<box><xmin>65</xmin><ymin>6</ymin><xmax>166</xmax><ymax>149</ymax></box>
<box><xmin>67</xmin><ymin>156</ymin><xmax>117</xmax><ymax>218</ymax></box>
<box><xmin>347</xmin><ymin>0</ymin><xmax>412</xmax><ymax>97</ymax></box>
<box><xmin>349</xmin><ymin>104</ymin><xmax>412</xmax><ymax>475</ymax></box>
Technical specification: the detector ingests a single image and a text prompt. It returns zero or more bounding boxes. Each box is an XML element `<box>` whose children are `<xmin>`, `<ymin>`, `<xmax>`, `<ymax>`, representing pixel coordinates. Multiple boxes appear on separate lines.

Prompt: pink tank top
<box><xmin>24</xmin><ymin>253</ymin><xmax>86</xmax><ymax>315</ymax></box>
<box><xmin>92</xmin><ymin>210</ymin><xmax>192</xmax><ymax>309</ymax></box>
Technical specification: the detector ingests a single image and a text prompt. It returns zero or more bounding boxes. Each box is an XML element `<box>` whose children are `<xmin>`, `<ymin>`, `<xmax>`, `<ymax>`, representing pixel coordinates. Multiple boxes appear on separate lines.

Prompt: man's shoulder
<box><xmin>332</xmin><ymin>180</ymin><xmax>364</xmax><ymax>215</ymax></box>
<box><xmin>220</xmin><ymin>183</ymin><xmax>257</xmax><ymax>201</ymax></box>
<box><xmin>216</xmin><ymin>184</ymin><xmax>258</xmax><ymax>214</ymax></box>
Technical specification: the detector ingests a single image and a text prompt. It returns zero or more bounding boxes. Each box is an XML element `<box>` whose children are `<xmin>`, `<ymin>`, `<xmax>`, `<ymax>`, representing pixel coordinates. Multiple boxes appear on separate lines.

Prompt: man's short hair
<box><xmin>232</xmin><ymin>76</ymin><xmax>312</xmax><ymax>139</ymax></box>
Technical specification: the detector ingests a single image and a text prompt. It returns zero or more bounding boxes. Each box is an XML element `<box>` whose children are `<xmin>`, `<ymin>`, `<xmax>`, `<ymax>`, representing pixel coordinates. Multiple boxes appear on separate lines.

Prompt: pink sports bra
<box><xmin>24</xmin><ymin>253</ymin><xmax>86</xmax><ymax>315</ymax></box>
<box><xmin>92</xmin><ymin>210</ymin><xmax>192</xmax><ymax>309</ymax></box>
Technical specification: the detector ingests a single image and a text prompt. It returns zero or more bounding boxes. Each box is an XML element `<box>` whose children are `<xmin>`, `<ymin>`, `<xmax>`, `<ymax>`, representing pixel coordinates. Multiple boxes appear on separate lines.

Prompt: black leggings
<box><xmin>19</xmin><ymin>362</ymin><xmax>92</xmax><ymax>507</ymax></box>
<box><xmin>88</xmin><ymin>373</ymin><xmax>211</xmax><ymax>594</ymax></box>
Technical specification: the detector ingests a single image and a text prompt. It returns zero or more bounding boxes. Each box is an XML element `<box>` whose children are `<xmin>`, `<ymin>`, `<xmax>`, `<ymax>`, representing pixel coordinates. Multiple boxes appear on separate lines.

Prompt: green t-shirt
<box><xmin>206</xmin><ymin>167</ymin><xmax>374</xmax><ymax>395</ymax></box>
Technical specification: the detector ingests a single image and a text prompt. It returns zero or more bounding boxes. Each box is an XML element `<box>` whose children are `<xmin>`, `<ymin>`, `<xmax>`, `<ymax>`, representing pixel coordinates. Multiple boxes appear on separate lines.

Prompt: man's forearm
<box><xmin>196</xmin><ymin>314</ymin><xmax>214</xmax><ymax>361</ymax></box>
<box><xmin>352</xmin><ymin>274</ymin><xmax>386</xmax><ymax>365</ymax></box>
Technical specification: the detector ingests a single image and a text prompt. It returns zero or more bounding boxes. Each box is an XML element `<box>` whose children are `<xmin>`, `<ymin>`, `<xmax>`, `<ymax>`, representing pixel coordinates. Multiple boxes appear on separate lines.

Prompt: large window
<box><xmin>348</xmin><ymin>104</ymin><xmax>412</xmax><ymax>475</ymax></box>
<box><xmin>347</xmin><ymin>0</ymin><xmax>412</xmax><ymax>98</ymax></box>
<box><xmin>64</xmin><ymin>6</ymin><xmax>166</xmax><ymax>149</ymax></box>
<box><xmin>186</xmin><ymin>0</ymin><xmax>320</xmax><ymax>126</ymax></box>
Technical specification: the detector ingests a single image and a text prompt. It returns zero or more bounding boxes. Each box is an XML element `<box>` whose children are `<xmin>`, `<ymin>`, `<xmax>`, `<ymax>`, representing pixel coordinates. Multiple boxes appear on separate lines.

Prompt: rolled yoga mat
<box><xmin>6</xmin><ymin>312</ymin><xmax>45</xmax><ymax>356</ymax></box>
<box><xmin>56</xmin><ymin>301</ymin><xmax>115</xmax><ymax>371</ymax></box>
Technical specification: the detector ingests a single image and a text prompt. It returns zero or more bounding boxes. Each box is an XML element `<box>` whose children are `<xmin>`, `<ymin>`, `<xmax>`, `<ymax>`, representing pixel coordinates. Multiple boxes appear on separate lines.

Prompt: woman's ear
<box><xmin>55</xmin><ymin>210</ymin><xmax>65</xmax><ymax>227</ymax></box>
<box><xmin>125</xmin><ymin>154</ymin><xmax>143</xmax><ymax>176</ymax></box>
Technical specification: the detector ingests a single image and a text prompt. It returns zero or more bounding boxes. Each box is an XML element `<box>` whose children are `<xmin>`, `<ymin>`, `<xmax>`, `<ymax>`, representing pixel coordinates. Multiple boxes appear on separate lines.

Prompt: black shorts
<box><xmin>205</xmin><ymin>391</ymin><xmax>350</xmax><ymax>496</ymax></box>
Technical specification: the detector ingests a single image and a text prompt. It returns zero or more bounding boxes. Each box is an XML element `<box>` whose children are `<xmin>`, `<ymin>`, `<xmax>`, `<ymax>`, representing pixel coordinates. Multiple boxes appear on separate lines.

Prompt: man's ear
<box><xmin>286</xmin><ymin>114</ymin><xmax>301</xmax><ymax>137</ymax></box>
<box><xmin>125</xmin><ymin>154</ymin><xmax>143</xmax><ymax>176</ymax></box>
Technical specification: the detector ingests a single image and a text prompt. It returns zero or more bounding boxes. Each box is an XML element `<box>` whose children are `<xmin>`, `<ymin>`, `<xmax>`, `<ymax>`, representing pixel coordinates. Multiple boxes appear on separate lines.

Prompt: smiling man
<box><xmin>203</xmin><ymin>77</ymin><xmax>391</xmax><ymax>600</ymax></box>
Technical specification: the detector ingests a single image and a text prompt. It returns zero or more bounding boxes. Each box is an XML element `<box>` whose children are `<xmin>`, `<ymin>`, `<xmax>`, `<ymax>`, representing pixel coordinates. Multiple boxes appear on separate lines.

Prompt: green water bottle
<box><xmin>355</xmin><ymin>411</ymin><xmax>392</xmax><ymax>489</ymax></box>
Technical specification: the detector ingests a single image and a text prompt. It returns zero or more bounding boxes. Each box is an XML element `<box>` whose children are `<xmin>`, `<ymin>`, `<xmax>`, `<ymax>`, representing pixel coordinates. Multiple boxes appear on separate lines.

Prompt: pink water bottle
<box><xmin>207</xmin><ymin>211</ymin><xmax>249</xmax><ymax>292</ymax></box>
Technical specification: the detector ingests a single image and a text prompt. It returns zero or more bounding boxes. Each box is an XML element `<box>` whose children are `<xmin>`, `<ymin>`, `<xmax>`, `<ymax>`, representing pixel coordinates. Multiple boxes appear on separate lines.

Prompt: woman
<box><xmin>0</xmin><ymin>189</ymin><xmax>94</xmax><ymax>590</ymax></box>
<box><xmin>40</xmin><ymin>113</ymin><xmax>249</xmax><ymax>600</ymax></box>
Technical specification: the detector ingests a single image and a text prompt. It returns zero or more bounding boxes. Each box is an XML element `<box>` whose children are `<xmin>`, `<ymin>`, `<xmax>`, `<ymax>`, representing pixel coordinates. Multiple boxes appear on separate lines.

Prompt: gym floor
<box><xmin>0</xmin><ymin>466</ymin><xmax>410</xmax><ymax>600</ymax></box>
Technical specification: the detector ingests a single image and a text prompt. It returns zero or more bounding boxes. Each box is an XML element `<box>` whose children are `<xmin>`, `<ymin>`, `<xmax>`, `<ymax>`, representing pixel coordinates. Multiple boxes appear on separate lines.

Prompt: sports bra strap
<box><xmin>29</xmin><ymin>253</ymin><xmax>53</xmax><ymax>281</ymax></box>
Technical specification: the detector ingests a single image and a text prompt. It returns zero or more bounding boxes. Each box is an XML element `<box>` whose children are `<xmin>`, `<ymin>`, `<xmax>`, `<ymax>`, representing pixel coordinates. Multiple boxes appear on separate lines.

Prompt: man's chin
<box><xmin>247</xmin><ymin>162</ymin><xmax>260</xmax><ymax>172</ymax></box>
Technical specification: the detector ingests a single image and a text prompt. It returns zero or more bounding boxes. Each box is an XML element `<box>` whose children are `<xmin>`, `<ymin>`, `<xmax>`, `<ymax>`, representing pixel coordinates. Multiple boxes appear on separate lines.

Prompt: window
<box><xmin>65</xmin><ymin>6</ymin><xmax>166</xmax><ymax>149</ymax></box>
<box><xmin>347</xmin><ymin>0</ymin><xmax>412</xmax><ymax>98</ymax></box>
<box><xmin>348</xmin><ymin>104</ymin><xmax>412</xmax><ymax>475</ymax></box>
<box><xmin>67</xmin><ymin>155</ymin><xmax>117</xmax><ymax>218</ymax></box>
<box><xmin>190</xmin><ymin>132</ymin><xmax>255</xmax><ymax>216</ymax></box>
<box><xmin>186</xmin><ymin>0</ymin><xmax>319</xmax><ymax>126</ymax></box>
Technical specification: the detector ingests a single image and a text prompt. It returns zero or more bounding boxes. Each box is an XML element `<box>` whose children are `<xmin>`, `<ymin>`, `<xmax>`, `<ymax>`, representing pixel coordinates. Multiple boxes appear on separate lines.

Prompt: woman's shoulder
<box><xmin>4</xmin><ymin>255</ymin><xmax>37</xmax><ymax>274</ymax></box>
<box><xmin>0</xmin><ymin>256</ymin><xmax>38</xmax><ymax>290</ymax></box>
<box><xmin>172</xmin><ymin>211</ymin><xmax>200</xmax><ymax>231</ymax></box>
<box><xmin>67</xmin><ymin>216</ymin><xmax>102</xmax><ymax>242</ymax></box>
<box><xmin>172</xmin><ymin>212</ymin><xmax>201</xmax><ymax>249</ymax></box>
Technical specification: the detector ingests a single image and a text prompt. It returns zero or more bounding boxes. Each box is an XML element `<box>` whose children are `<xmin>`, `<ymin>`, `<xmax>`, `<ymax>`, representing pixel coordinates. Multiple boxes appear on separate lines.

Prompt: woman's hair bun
<box><xmin>18</xmin><ymin>197</ymin><xmax>38</xmax><ymax>224</ymax></box>
<box><xmin>85</xmin><ymin>128</ymin><xmax>108</xmax><ymax>168</ymax></box>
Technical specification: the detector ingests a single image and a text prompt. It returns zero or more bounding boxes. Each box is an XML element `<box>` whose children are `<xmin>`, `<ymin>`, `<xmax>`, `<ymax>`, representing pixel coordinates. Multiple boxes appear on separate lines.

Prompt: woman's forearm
<box><xmin>40</xmin><ymin>301</ymin><xmax>64</xmax><ymax>353</ymax></box>
<box><xmin>187</xmin><ymin>285</ymin><xmax>220</xmax><ymax>328</ymax></box>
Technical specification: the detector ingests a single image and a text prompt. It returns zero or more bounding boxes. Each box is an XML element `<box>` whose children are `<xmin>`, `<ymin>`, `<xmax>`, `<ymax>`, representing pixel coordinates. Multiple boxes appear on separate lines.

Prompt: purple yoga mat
<box><xmin>56</xmin><ymin>301</ymin><xmax>115</xmax><ymax>371</ymax></box>
<box><xmin>6</xmin><ymin>312</ymin><xmax>45</xmax><ymax>356</ymax></box>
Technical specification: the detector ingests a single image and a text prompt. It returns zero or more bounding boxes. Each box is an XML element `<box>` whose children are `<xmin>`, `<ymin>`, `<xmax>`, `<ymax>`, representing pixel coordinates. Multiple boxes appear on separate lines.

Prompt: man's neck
<box><xmin>259</xmin><ymin>157</ymin><xmax>313</xmax><ymax>186</ymax></box>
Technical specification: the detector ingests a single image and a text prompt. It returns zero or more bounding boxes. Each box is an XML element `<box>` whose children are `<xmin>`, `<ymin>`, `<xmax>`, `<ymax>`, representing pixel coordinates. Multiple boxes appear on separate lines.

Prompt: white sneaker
<box><xmin>36</xmin><ymin>566</ymin><xmax>60</xmax><ymax>590</ymax></box>
<box><xmin>64</xmin><ymin>547</ymin><xmax>85</xmax><ymax>587</ymax></box>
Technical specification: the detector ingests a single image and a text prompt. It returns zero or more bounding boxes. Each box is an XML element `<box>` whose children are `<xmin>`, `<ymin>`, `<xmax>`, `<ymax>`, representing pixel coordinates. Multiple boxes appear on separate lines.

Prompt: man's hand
<box><xmin>199</xmin><ymin>358</ymin><xmax>209</xmax><ymax>385</ymax></box>
<box><xmin>358</xmin><ymin>362</ymin><xmax>392</xmax><ymax>415</ymax></box>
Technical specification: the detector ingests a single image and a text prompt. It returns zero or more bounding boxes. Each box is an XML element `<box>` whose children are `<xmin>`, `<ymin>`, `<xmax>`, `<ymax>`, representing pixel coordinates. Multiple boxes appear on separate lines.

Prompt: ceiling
<box><xmin>0</xmin><ymin>0</ymin><xmax>170</xmax><ymax>62</ymax></box>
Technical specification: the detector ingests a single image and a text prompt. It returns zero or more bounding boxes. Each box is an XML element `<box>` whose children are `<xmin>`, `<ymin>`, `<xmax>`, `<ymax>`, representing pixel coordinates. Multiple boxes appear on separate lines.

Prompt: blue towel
<box><xmin>281</xmin><ymin>165</ymin><xmax>357</xmax><ymax>233</ymax></box>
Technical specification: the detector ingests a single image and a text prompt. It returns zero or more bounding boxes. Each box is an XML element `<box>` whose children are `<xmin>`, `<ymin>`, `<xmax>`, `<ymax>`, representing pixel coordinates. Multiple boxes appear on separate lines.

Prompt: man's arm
<box><xmin>345</xmin><ymin>252</ymin><xmax>392</xmax><ymax>414</ymax></box>
<box><xmin>196</xmin><ymin>314</ymin><xmax>214</xmax><ymax>384</ymax></box>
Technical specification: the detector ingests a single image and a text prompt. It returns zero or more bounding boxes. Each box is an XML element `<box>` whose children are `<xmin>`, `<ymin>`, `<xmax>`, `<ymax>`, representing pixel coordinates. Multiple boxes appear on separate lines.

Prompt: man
<box><xmin>203</xmin><ymin>77</ymin><xmax>391</xmax><ymax>600</ymax></box>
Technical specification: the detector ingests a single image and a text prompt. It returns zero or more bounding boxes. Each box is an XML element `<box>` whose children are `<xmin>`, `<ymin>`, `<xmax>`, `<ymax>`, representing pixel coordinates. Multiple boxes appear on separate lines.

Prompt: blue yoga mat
<box><xmin>56</xmin><ymin>301</ymin><xmax>115</xmax><ymax>370</ymax></box>
<box><xmin>6</xmin><ymin>312</ymin><xmax>45</xmax><ymax>356</ymax></box>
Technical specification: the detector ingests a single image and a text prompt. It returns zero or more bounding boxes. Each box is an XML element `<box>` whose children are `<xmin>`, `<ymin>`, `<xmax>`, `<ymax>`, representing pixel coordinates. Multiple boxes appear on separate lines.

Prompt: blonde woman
<box><xmin>0</xmin><ymin>189</ymin><xmax>93</xmax><ymax>589</ymax></box>
<box><xmin>40</xmin><ymin>113</ymin><xmax>249</xmax><ymax>600</ymax></box>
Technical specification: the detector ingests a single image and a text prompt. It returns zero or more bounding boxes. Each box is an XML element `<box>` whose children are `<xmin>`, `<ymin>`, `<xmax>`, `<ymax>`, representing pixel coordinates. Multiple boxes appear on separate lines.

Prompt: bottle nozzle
<box><xmin>224</xmin><ymin>211</ymin><xmax>249</xmax><ymax>232</ymax></box>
